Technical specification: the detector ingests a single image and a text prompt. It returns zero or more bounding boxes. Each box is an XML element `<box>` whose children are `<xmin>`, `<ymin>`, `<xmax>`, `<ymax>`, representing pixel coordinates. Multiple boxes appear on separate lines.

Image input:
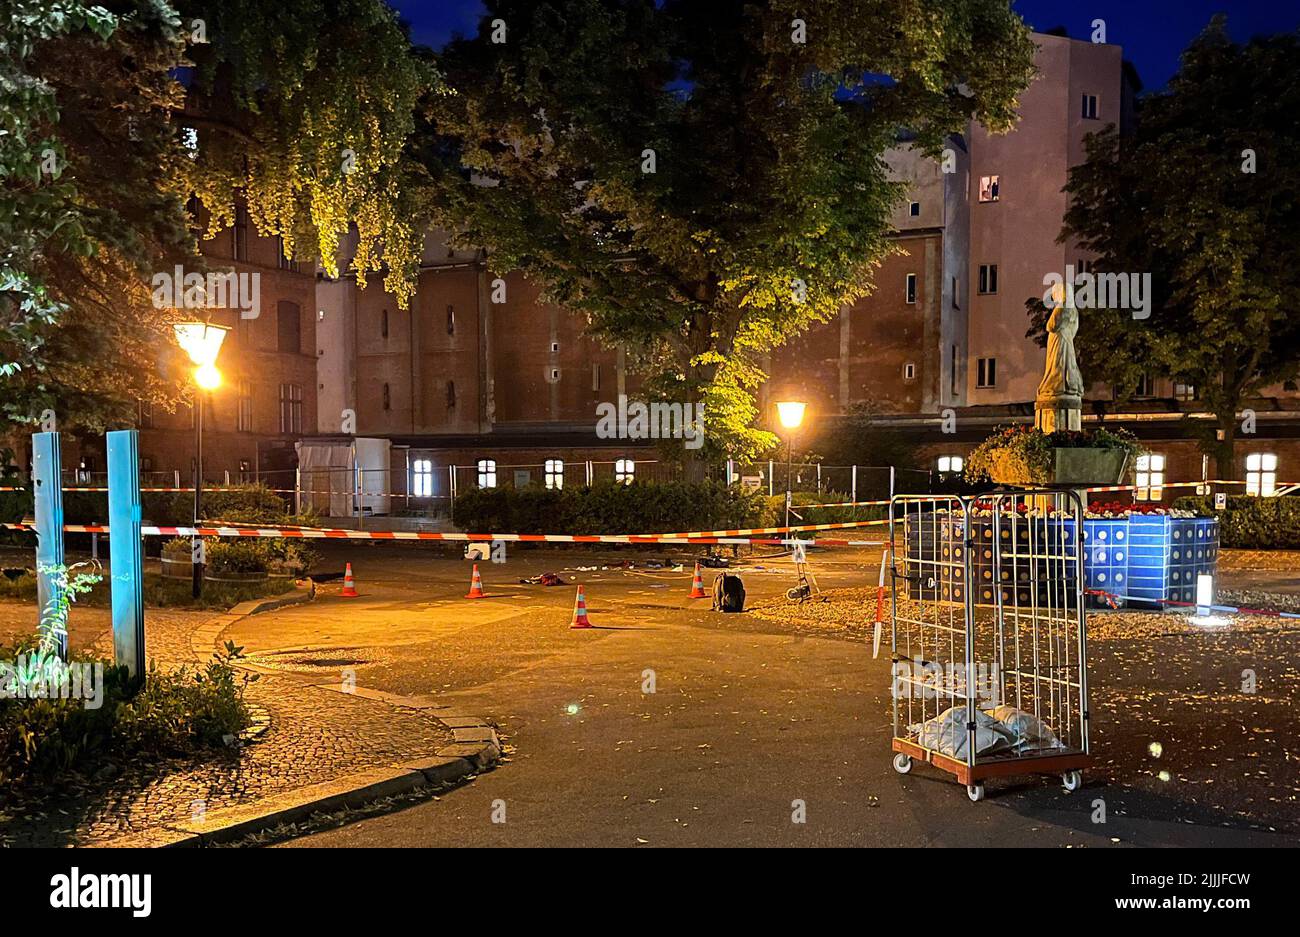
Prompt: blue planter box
<box><xmin>905</xmin><ymin>513</ymin><xmax>1218</xmax><ymax>610</ymax></box>
<box><xmin>1123</xmin><ymin>515</ymin><xmax>1220</xmax><ymax>608</ymax></box>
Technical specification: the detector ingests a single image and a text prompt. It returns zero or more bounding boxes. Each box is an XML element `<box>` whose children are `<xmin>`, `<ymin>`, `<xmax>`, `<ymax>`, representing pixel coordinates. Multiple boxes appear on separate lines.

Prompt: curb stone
<box><xmin>106</xmin><ymin>589</ymin><xmax>503</xmax><ymax>848</ymax></box>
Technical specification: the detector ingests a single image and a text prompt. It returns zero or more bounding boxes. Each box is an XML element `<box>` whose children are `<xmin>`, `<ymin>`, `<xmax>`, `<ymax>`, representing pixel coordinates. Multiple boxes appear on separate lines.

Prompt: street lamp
<box><xmin>174</xmin><ymin>321</ymin><xmax>228</xmax><ymax>597</ymax></box>
<box><xmin>775</xmin><ymin>400</ymin><xmax>806</xmax><ymax>529</ymax></box>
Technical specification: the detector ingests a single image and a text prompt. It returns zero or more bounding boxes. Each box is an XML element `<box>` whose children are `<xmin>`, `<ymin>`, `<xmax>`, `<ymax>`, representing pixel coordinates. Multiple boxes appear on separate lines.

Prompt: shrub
<box><xmin>965</xmin><ymin>424</ymin><xmax>1142</xmax><ymax>484</ymax></box>
<box><xmin>0</xmin><ymin>639</ymin><xmax>254</xmax><ymax>786</ymax></box>
<box><xmin>1173</xmin><ymin>494</ymin><xmax>1300</xmax><ymax>549</ymax></box>
<box><xmin>453</xmin><ymin>480</ymin><xmax>775</xmax><ymax>535</ymax></box>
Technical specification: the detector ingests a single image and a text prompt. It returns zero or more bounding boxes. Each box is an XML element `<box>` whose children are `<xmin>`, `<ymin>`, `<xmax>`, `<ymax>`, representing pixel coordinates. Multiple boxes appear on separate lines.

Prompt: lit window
<box><xmin>1174</xmin><ymin>382</ymin><xmax>1196</xmax><ymax>401</ymax></box>
<box><xmin>905</xmin><ymin>273</ymin><xmax>917</xmax><ymax>304</ymax></box>
<box><xmin>412</xmin><ymin>459</ymin><xmax>433</xmax><ymax>497</ymax></box>
<box><xmin>937</xmin><ymin>456</ymin><xmax>964</xmax><ymax>474</ymax></box>
<box><xmin>615</xmin><ymin>458</ymin><xmax>635</xmax><ymax>485</ymax></box>
<box><xmin>1081</xmin><ymin>93</ymin><xmax>1098</xmax><ymax>120</ymax></box>
<box><xmin>476</xmin><ymin>459</ymin><xmax>497</xmax><ymax>488</ymax></box>
<box><xmin>1135</xmin><ymin>454</ymin><xmax>1165</xmax><ymax>501</ymax></box>
<box><xmin>978</xmin><ymin>175</ymin><xmax>1000</xmax><ymax>202</ymax></box>
<box><xmin>1246</xmin><ymin>453</ymin><xmax>1277</xmax><ymax>497</ymax></box>
<box><xmin>545</xmin><ymin>459</ymin><xmax>564</xmax><ymax>490</ymax></box>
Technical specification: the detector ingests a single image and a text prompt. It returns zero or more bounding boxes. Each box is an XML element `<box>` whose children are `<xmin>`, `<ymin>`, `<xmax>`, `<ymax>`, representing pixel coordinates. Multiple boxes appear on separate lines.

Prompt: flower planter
<box><xmin>987</xmin><ymin>447</ymin><xmax>1129</xmax><ymax>487</ymax></box>
<box><xmin>203</xmin><ymin>569</ymin><xmax>270</xmax><ymax>584</ymax></box>
<box><xmin>160</xmin><ymin>556</ymin><xmax>192</xmax><ymax>580</ymax></box>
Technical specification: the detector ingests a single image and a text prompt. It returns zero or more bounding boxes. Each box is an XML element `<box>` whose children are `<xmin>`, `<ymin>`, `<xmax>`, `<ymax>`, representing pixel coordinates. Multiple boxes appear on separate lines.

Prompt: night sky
<box><xmin>389</xmin><ymin>0</ymin><xmax>1300</xmax><ymax>91</ymax></box>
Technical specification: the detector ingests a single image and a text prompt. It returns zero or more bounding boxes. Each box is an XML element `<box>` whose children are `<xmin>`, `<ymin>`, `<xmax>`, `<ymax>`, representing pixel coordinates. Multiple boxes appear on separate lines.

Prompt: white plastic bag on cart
<box><xmin>985</xmin><ymin>704</ymin><xmax>1064</xmax><ymax>754</ymax></box>
<box><xmin>912</xmin><ymin>706</ymin><xmax>1015</xmax><ymax>760</ymax></box>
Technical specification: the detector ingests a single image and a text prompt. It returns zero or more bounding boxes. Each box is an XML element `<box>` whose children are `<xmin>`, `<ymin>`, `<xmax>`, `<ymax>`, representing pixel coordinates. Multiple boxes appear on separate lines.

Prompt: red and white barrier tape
<box><xmin>1084</xmin><ymin>588</ymin><xmax>1300</xmax><ymax>620</ymax></box>
<box><xmin>0</xmin><ymin>521</ymin><xmax>889</xmax><ymax>548</ymax></box>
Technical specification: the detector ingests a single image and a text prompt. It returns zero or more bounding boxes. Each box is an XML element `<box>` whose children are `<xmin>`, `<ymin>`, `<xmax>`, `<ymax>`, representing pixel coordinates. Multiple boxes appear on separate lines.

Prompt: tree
<box><xmin>424</xmin><ymin>0</ymin><xmax>1035</xmax><ymax>461</ymax></box>
<box><xmin>1</xmin><ymin>0</ymin><xmax>192</xmax><ymax>430</ymax></box>
<box><xmin>1</xmin><ymin>0</ymin><xmax>438</xmax><ymax>431</ymax></box>
<box><xmin>1036</xmin><ymin>17</ymin><xmax>1300</xmax><ymax>474</ymax></box>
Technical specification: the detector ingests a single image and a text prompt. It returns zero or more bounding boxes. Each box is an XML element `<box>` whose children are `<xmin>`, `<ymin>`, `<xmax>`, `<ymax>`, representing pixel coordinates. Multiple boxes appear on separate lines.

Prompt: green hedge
<box><xmin>1173</xmin><ymin>495</ymin><xmax>1300</xmax><ymax>549</ymax></box>
<box><xmin>453</xmin><ymin>481</ymin><xmax>776</xmax><ymax>535</ymax></box>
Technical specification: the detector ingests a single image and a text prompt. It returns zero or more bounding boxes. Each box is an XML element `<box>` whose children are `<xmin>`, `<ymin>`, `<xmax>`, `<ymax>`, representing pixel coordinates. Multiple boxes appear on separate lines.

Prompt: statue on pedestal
<box><xmin>1035</xmin><ymin>289</ymin><xmax>1083</xmax><ymax>433</ymax></box>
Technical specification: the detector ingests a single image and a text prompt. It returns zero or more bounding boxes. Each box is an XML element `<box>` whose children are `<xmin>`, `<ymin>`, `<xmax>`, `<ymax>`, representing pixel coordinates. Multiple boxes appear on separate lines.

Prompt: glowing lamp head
<box><xmin>194</xmin><ymin>362</ymin><xmax>222</xmax><ymax>390</ymax></box>
<box><xmin>173</xmin><ymin>321</ymin><xmax>229</xmax><ymax>369</ymax></box>
<box><xmin>775</xmin><ymin>400</ymin><xmax>806</xmax><ymax>430</ymax></box>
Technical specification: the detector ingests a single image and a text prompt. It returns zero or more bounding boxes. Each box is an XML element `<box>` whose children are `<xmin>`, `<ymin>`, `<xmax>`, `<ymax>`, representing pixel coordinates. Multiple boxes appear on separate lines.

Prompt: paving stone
<box><xmin>0</xmin><ymin>605</ymin><xmax>456</xmax><ymax>847</ymax></box>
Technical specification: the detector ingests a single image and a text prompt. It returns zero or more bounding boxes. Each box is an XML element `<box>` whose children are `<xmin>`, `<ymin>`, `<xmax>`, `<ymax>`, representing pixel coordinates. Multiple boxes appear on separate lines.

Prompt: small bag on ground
<box><xmin>712</xmin><ymin>573</ymin><xmax>745</xmax><ymax>612</ymax></box>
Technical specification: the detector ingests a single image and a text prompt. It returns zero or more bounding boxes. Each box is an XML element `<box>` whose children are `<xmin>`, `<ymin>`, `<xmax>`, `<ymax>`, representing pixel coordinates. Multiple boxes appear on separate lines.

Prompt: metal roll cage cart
<box><xmin>887</xmin><ymin>489</ymin><xmax>1091</xmax><ymax>802</ymax></box>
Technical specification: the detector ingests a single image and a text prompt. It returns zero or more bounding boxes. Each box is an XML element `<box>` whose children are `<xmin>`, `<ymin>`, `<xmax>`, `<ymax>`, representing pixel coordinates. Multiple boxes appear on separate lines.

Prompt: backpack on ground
<box><xmin>712</xmin><ymin>572</ymin><xmax>745</xmax><ymax>613</ymax></box>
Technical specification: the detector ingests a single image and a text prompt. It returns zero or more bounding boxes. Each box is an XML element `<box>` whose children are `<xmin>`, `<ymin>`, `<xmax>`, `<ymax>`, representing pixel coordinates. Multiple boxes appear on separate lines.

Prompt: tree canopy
<box><xmin>1033</xmin><ymin>17</ymin><xmax>1300</xmax><ymax>471</ymax></box>
<box><xmin>1</xmin><ymin>0</ymin><xmax>438</xmax><ymax>431</ymax></box>
<box><xmin>425</xmin><ymin>0</ymin><xmax>1036</xmax><ymax>460</ymax></box>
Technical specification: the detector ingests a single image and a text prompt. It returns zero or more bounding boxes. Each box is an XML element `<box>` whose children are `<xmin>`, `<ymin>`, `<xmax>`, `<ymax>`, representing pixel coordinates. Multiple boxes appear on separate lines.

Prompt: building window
<box><xmin>592</xmin><ymin>363</ymin><xmax>601</xmax><ymax>392</ymax></box>
<box><xmin>237</xmin><ymin>380</ymin><xmax>253</xmax><ymax>432</ymax></box>
<box><xmin>978</xmin><ymin>175</ymin><xmax>999</xmax><ymax>202</ymax></box>
<box><xmin>903</xmin><ymin>362</ymin><xmax>916</xmax><ymax>381</ymax></box>
<box><xmin>615</xmin><ymin>458</ymin><xmax>635</xmax><ymax>485</ymax></box>
<box><xmin>382</xmin><ymin>383</ymin><xmax>391</xmax><ymax>411</ymax></box>
<box><xmin>446</xmin><ymin>380</ymin><xmax>456</xmax><ymax>408</ymax></box>
<box><xmin>276</xmin><ymin>235</ymin><xmax>298</xmax><ymax>272</ymax></box>
<box><xmin>412</xmin><ymin>459</ymin><xmax>433</xmax><ymax>497</ymax></box>
<box><xmin>950</xmin><ymin>345</ymin><xmax>959</xmax><ymax>396</ymax></box>
<box><xmin>446</xmin><ymin>305</ymin><xmax>455</xmax><ymax>335</ymax></box>
<box><xmin>1135</xmin><ymin>454</ymin><xmax>1165</xmax><ymax>501</ymax></box>
<box><xmin>977</xmin><ymin>357</ymin><xmax>997</xmax><ymax>388</ymax></box>
<box><xmin>137</xmin><ymin>400</ymin><xmax>154</xmax><ymax>429</ymax></box>
<box><xmin>1174</xmin><ymin>382</ymin><xmax>1196</xmax><ymax>401</ymax></box>
<box><xmin>904</xmin><ymin>273</ymin><xmax>917</xmax><ymax>304</ymax></box>
<box><xmin>278</xmin><ymin>383</ymin><xmax>302</xmax><ymax>434</ymax></box>
<box><xmin>951</xmin><ymin>276</ymin><xmax>958</xmax><ymax>308</ymax></box>
<box><xmin>937</xmin><ymin>456</ymin><xmax>964</xmax><ymax>474</ymax></box>
<box><xmin>1246</xmin><ymin>453</ymin><xmax>1277</xmax><ymax>497</ymax></box>
<box><xmin>476</xmin><ymin>459</ymin><xmax>497</xmax><ymax>488</ymax></box>
<box><xmin>978</xmin><ymin>264</ymin><xmax>998</xmax><ymax>295</ymax></box>
<box><xmin>545</xmin><ymin>459</ymin><xmax>564</xmax><ymax>490</ymax></box>
<box><xmin>550</xmin><ymin>341</ymin><xmax>560</xmax><ymax>353</ymax></box>
<box><xmin>233</xmin><ymin>205</ymin><xmax>249</xmax><ymax>261</ymax></box>
<box><xmin>909</xmin><ymin>201</ymin><xmax>920</xmax><ymax>217</ymax></box>
<box><xmin>277</xmin><ymin>300</ymin><xmax>301</xmax><ymax>354</ymax></box>
<box><xmin>550</xmin><ymin>367</ymin><xmax>560</xmax><ymax>381</ymax></box>
<box><xmin>1133</xmin><ymin>373</ymin><xmax>1155</xmax><ymax>398</ymax></box>
<box><xmin>1081</xmin><ymin>93</ymin><xmax>1099</xmax><ymax>120</ymax></box>
<box><xmin>381</xmin><ymin>308</ymin><xmax>389</xmax><ymax>339</ymax></box>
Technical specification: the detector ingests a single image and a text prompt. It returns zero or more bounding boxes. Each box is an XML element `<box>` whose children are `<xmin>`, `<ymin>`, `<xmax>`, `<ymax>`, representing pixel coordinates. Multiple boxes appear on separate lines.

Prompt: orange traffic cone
<box><xmin>466</xmin><ymin>563</ymin><xmax>486</xmax><ymax>599</ymax></box>
<box><xmin>341</xmin><ymin>562</ymin><xmax>358</xmax><ymax>598</ymax></box>
<box><xmin>688</xmin><ymin>561</ymin><xmax>707</xmax><ymax>598</ymax></box>
<box><xmin>570</xmin><ymin>585</ymin><xmax>592</xmax><ymax>629</ymax></box>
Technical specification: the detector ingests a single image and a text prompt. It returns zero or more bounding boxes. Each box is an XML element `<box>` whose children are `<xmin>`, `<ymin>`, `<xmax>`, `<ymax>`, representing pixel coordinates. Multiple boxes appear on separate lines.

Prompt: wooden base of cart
<box><xmin>892</xmin><ymin>737</ymin><xmax>1091</xmax><ymax>801</ymax></box>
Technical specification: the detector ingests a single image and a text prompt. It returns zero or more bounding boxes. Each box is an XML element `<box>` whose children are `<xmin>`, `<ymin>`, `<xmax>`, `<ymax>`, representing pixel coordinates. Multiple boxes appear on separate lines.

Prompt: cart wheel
<box><xmin>1061</xmin><ymin>770</ymin><xmax>1083</xmax><ymax>792</ymax></box>
<box><xmin>966</xmin><ymin>783</ymin><xmax>985</xmax><ymax>803</ymax></box>
<box><xmin>892</xmin><ymin>753</ymin><xmax>912</xmax><ymax>775</ymax></box>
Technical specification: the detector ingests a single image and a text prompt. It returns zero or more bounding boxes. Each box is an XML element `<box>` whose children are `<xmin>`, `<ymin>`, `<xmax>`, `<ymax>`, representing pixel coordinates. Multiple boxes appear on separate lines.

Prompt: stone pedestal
<box><xmin>1034</xmin><ymin>394</ymin><xmax>1082</xmax><ymax>433</ymax></box>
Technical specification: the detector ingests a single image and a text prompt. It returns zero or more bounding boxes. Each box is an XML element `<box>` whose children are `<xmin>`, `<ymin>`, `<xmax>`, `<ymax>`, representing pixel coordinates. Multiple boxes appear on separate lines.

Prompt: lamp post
<box><xmin>775</xmin><ymin>400</ymin><xmax>807</xmax><ymax>529</ymax></box>
<box><xmin>173</xmin><ymin>322</ymin><xmax>228</xmax><ymax>598</ymax></box>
